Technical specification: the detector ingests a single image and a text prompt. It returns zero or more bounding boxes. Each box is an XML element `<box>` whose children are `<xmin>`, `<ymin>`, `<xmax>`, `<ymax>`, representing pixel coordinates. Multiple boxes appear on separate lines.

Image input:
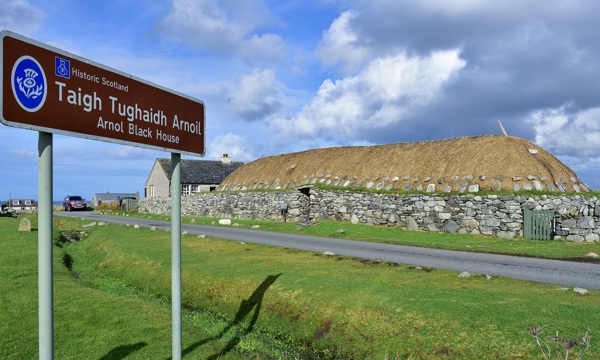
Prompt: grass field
<box><xmin>1</xmin><ymin>214</ymin><xmax>597</xmax><ymax>359</ymax></box>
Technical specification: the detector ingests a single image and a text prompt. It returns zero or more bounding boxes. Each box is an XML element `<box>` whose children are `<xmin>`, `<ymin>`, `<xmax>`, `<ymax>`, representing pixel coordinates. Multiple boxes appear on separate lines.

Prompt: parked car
<box><xmin>63</xmin><ymin>195</ymin><xmax>86</xmax><ymax>211</ymax></box>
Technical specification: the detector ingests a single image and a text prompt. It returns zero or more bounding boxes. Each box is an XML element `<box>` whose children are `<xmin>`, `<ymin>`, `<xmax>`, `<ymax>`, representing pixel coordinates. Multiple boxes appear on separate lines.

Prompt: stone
<box><xmin>150</xmin><ymin>227</ymin><xmax>157</xmax><ymax>231</ymax></box>
<box><xmin>366</xmin><ymin>182</ymin><xmax>375</xmax><ymax>189</ymax></box>
<box><xmin>403</xmin><ymin>175</ymin><xmax>411</xmax><ymax>180</ymax></box>
<box><xmin>82</xmin><ymin>222</ymin><xmax>97</xmax><ymax>228</ymax></box>
<box><xmin>496</xmin><ymin>231</ymin><xmax>515</xmax><ymax>239</ymax></box>
<box><xmin>181</xmin><ymin>231</ymin><xmax>188</xmax><ymax>235</ymax></box>
<box><xmin>406</xmin><ymin>216</ymin><xmax>419</xmax><ymax>231</ymax></box>
<box><xmin>336</xmin><ymin>229</ymin><xmax>346</xmax><ymax>234</ymax></box>
<box><xmin>438</xmin><ymin>213</ymin><xmax>451</xmax><ymax>220</ymax></box>
<box><xmin>443</xmin><ymin>219</ymin><xmax>460</xmax><ymax>233</ymax></box>
<box><xmin>393</xmin><ymin>176</ymin><xmax>399</xmax><ymax>182</ymax></box>
<box><xmin>465</xmin><ymin>175</ymin><xmax>473</xmax><ymax>181</ymax></box>
<box><xmin>468</xmin><ymin>184</ymin><xmax>479</xmax><ymax>192</ymax></box>
<box><xmin>527</xmin><ymin>175</ymin><xmax>536</xmax><ymax>181</ymax></box>
<box><xmin>426</xmin><ymin>224</ymin><xmax>439</xmax><ymax>232</ymax></box>
<box><xmin>512</xmin><ymin>177</ymin><xmax>521</xmax><ymax>181</ymax></box>
<box><xmin>251</xmin><ymin>225</ymin><xmax>261</xmax><ymax>229</ymax></box>
<box><xmin>323</xmin><ymin>251</ymin><xmax>335</xmax><ymax>256</ymax></box>
<box><xmin>577</xmin><ymin>217</ymin><xmax>595</xmax><ymax>229</ymax></box>
<box><xmin>426</xmin><ymin>184</ymin><xmax>436</xmax><ymax>193</ymax></box>
<box><xmin>573</xmin><ymin>288</ymin><xmax>589</xmax><ymax>295</ymax></box>
<box><xmin>585</xmin><ymin>234</ymin><xmax>599</xmax><ymax>242</ymax></box>
<box><xmin>528</xmin><ymin>149</ymin><xmax>538</xmax><ymax>154</ymax></box>
<box><xmin>376</xmin><ymin>182</ymin><xmax>385</xmax><ymax>190</ymax></box>
<box><xmin>485</xmin><ymin>218</ymin><xmax>501</xmax><ymax>227</ymax></box>
<box><xmin>523</xmin><ymin>183</ymin><xmax>532</xmax><ymax>191</ymax></box>
<box><xmin>458</xmin><ymin>271</ymin><xmax>472</xmax><ymax>278</ymax></box>
<box><xmin>404</xmin><ymin>184</ymin><xmax>412</xmax><ymax>191</ymax></box>
<box><xmin>351</xmin><ymin>214</ymin><xmax>359</xmax><ymax>224</ymax></box>
<box><xmin>443</xmin><ymin>186</ymin><xmax>453</xmax><ymax>192</ymax></box>
<box><xmin>134</xmin><ymin>225</ymin><xmax>140</xmax><ymax>229</ymax></box>
<box><xmin>459</xmin><ymin>182</ymin><xmax>468</xmax><ymax>192</ymax></box>
<box><xmin>437</xmin><ymin>178</ymin><xmax>444</xmax><ymax>184</ymax></box>
<box><xmin>191</xmin><ymin>218</ymin><xmax>196</xmax><ymax>223</ymax></box>
<box><xmin>532</xmin><ymin>181</ymin><xmax>543</xmax><ymax>191</ymax></box>
<box><xmin>18</xmin><ymin>218</ymin><xmax>31</xmax><ymax>232</ymax></box>
<box><xmin>218</xmin><ymin>219</ymin><xmax>232</xmax><ymax>225</ymax></box>
<box><xmin>451</xmin><ymin>176</ymin><xmax>459</xmax><ymax>182</ymax></box>
<box><xmin>585</xmin><ymin>252</ymin><xmax>599</xmax><ymax>258</ymax></box>
<box><xmin>416</xmin><ymin>185</ymin><xmax>423</xmax><ymax>191</ymax></box>
<box><xmin>513</xmin><ymin>184</ymin><xmax>521</xmax><ymax>191</ymax></box>
<box><xmin>493</xmin><ymin>174</ymin><xmax>503</xmax><ymax>180</ymax></box>
<box><xmin>573</xmin><ymin>185</ymin><xmax>580</xmax><ymax>192</ymax></box>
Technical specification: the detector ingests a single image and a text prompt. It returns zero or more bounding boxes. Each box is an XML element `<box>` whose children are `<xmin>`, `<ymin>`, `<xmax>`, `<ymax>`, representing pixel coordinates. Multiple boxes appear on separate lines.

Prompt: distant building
<box><xmin>92</xmin><ymin>192</ymin><xmax>139</xmax><ymax>208</ymax></box>
<box><xmin>145</xmin><ymin>154</ymin><xmax>243</xmax><ymax>198</ymax></box>
<box><xmin>1</xmin><ymin>198</ymin><xmax>38</xmax><ymax>212</ymax></box>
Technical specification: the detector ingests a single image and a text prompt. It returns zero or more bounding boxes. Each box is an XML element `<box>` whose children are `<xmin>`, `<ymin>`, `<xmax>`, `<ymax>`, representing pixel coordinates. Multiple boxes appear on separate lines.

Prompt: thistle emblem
<box><xmin>17</xmin><ymin>68</ymin><xmax>44</xmax><ymax>99</ymax></box>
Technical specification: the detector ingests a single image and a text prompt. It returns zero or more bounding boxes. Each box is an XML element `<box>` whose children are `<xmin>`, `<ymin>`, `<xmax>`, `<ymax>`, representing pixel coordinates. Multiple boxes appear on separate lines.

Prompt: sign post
<box><xmin>1</xmin><ymin>31</ymin><xmax>205</xmax><ymax>359</ymax></box>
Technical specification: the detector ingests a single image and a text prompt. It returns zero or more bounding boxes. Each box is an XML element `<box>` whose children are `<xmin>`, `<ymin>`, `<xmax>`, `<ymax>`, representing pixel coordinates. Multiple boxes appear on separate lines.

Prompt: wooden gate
<box><xmin>523</xmin><ymin>209</ymin><xmax>554</xmax><ymax>240</ymax></box>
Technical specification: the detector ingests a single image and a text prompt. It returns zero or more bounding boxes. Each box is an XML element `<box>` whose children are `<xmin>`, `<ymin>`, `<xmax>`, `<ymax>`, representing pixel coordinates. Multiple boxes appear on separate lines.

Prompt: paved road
<box><xmin>56</xmin><ymin>212</ymin><xmax>600</xmax><ymax>290</ymax></box>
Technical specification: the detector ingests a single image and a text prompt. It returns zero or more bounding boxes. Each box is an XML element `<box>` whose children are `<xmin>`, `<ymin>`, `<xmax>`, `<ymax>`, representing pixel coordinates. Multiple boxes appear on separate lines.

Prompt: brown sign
<box><xmin>1</xmin><ymin>31</ymin><xmax>205</xmax><ymax>156</ymax></box>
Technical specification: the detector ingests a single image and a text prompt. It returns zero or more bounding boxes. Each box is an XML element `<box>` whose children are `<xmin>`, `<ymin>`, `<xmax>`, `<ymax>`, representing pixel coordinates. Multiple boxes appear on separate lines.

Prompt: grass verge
<box><xmin>2</xmin><ymin>214</ymin><xmax>598</xmax><ymax>359</ymax></box>
<box><xmin>111</xmin><ymin>210</ymin><xmax>600</xmax><ymax>262</ymax></box>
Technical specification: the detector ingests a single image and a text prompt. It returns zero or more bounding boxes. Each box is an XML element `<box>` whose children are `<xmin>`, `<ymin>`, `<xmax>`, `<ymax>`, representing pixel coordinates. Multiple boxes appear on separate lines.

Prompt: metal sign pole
<box><xmin>170</xmin><ymin>153</ymin><xmax>182</xmax><ymax>360</ymax></box>
<box><xmin>38</xmin><ymin>131</ymin><xmax>54</xmax><ymax>360</ymax></box>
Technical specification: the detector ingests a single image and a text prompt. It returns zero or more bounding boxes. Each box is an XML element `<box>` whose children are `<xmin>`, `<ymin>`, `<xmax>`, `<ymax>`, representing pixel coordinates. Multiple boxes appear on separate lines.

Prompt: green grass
<box><xmin>2</xmin><ymin>214</ymin><xmax>598</xmax><ymax>359</ymax></box>
<box><xmin>122</xmin><ymin>211</ymin><xmax>600</xmax><ymax>262</ymax></box>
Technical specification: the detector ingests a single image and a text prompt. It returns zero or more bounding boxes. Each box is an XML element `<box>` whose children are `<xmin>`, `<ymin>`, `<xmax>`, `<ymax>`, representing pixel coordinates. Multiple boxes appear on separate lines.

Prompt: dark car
<box><xmin>63</xmin><ymin>195</ymin><xmax>86</xmax><ymax>211</ymax></box>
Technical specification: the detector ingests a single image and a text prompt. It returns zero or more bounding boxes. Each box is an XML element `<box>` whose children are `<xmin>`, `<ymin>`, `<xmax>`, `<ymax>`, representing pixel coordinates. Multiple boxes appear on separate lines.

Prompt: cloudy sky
<box><xmin>2</xmin><ymin>0</ymin><xmax>600</xmax><ymax>200</ymax></box>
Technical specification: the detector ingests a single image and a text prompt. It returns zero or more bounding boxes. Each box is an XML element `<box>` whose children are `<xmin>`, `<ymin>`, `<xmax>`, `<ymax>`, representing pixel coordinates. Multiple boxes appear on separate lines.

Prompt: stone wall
<box><xmin>138</xmin><ymin>189</ymin><xmax>600</xmax><ymax>242</ymax></box>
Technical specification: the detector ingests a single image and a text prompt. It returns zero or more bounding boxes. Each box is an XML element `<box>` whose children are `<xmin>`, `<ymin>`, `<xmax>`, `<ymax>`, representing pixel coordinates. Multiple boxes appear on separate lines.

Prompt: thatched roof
<box><xmin>219</xmin><ymin>135</ymin><xmax>588</xmax><ymax>193</ymax></box>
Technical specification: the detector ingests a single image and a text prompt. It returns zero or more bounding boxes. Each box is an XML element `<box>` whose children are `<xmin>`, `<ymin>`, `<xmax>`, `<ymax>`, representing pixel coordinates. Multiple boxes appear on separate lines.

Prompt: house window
<box><xmin>181</xmin><ymin>184</ymin><xmax>190</xmax><ymax>196</ymax></box>
<box><xmin>149</xmin><ymin>185</ymin><xmax>155</xmax><ymax>197</ymax></box>
<box><xmin>25</xmin><ymin>200</ymin><xmax>31</xmax><ymax>205</ymax></box>
<box><xmin>190</xmin><ymin>184</ymin><xmax>199</xmax><ymax>193</ymax></box>
<box><xmin>12</xmin><ymin>200</ymin><xmax>19</xmax><ymax>206</ymax></box>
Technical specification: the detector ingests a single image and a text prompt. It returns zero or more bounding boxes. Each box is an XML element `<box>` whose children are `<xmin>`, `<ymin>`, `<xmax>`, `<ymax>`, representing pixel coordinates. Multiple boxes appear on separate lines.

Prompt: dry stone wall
<box><xmin>138</xmin><ymin>189</ymin><xmax>600</xmax><ymax>242</ymax></box>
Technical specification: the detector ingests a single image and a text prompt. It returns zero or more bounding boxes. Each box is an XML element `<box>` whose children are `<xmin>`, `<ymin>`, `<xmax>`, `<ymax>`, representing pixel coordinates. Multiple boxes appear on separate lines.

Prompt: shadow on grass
<box><xmin>98</xmin><ymin>342</ymin><xmax>147</xmax><ymax>360</ymax></box>
<box><xmin>169</xmin><ymin>273</ymin><xmax>282</xmax><ymax>359</ymax></box>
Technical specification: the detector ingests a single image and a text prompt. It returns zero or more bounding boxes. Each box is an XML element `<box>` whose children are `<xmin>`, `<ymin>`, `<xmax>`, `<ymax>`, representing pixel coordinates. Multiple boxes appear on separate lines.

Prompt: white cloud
<box><xmin>271</xmin><ymin>49</ymin><xmax>466</xmax><ymax>141</ymax></box>
<box><xmin>207</xmin><ymin>133</ymin><xmax>259</xmax><ymax>162</ymax></box>
<box><xmin>239</xmin><ymin>33</ymin><xmax>285</xmax><ymax>65</ymax></box>
<box><xmin>526</xmin><ymin>103</ymin><xmax>600</xmax><ymax>157</ymax></box>
<box><xmin>9</xmin><ymin>148</ymin><xmax>37</xmax><ymax>162</ymax></box>
<box><xmin>157</xmin><ymin>0</ymin><xmax>280</xmax><ymax>65</ymax></box>
<box><xmin>0</xmin><ymin>0</ymin><xmax>44</xmax><ymax>35</ymax></box>
<box><xmin>227</xmin><ymin>68</ymin><xmax>284</xmax><ymax>121</ymax></box>
<box><xmin>316</xmin><ymin>10</ymin><xmax>370</xmax><ymax>74</ymax></box>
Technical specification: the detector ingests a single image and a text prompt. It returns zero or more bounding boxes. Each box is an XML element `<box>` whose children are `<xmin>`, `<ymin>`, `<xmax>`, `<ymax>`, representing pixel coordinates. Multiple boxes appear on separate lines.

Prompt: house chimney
<box><xmin>221</xmin><ymin>153</ymin><xmax>232</xmax><ymax>164</ymax></box>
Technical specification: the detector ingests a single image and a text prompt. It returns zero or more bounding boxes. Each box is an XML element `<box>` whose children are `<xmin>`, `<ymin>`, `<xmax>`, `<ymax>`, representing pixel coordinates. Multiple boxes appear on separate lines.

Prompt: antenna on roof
<box><xmin>497</xmin><ymin>120</ymin><xmax>508</xmax><ymax>136</ymax></box>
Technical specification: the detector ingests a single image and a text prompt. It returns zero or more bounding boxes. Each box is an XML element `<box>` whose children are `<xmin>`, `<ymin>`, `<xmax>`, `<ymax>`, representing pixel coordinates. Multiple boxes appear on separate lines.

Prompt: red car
<box><xmin>63</xmin><ymin>195</ymin><xmax>86</xmax><ymax>211</ymax></box>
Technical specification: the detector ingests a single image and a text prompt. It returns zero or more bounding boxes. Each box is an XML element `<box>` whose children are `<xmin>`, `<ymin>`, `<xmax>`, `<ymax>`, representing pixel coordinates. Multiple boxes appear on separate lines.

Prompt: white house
<box><xmin>145</xmin><ymin>154</ymin><xmax>243</xmax><ymax>198</ymax></box>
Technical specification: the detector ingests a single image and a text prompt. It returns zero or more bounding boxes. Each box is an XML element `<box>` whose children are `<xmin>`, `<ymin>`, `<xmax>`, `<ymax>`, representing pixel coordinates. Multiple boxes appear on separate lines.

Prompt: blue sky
<box><xmin>2</xmin><ymin>0</ymin><xmax>600</xmax><ymax>201</ymax></box>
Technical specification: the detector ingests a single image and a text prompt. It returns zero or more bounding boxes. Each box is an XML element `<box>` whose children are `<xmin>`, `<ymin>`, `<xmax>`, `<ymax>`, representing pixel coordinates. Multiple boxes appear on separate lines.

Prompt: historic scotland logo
<box><xmin>11</xmin><ymin>55</ymin><xmax>47</xmax><ymax>112</ymax></box>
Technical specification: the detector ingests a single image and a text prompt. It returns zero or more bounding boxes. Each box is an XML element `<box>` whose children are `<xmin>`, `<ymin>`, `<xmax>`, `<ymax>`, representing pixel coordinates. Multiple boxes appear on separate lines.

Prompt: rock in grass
<box><xmin>585</xmin><ymin>252</ymin><xmax>599</xmax><ymax>258</ymax></box>
<box><xmin>18</xmin><ymin>218</ymin><xmax>31</xmax><ymax>232</ymax></box>
<box><xmin>458</xmin><ymin>271</ymin><xmax>472</xmax><ymax>278</ymax></box>
<box><xmin>336</xmin><ymin>229</ymin><xmax>346</xmax><ymax>234</ymax></box>
<box><xmin>323</xmin><ymin>251</ymin><xmax>335</xmax><ymax>256</ymax></box>
<box><xmin>574</xmin><ymin>288</ymin><xmax>589</xmax><ymax>295</ymax></box>
<box><xmin>197</xmin><ymin>234</ymin><xmax>206</xmax><ymax>239</ymax></box>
